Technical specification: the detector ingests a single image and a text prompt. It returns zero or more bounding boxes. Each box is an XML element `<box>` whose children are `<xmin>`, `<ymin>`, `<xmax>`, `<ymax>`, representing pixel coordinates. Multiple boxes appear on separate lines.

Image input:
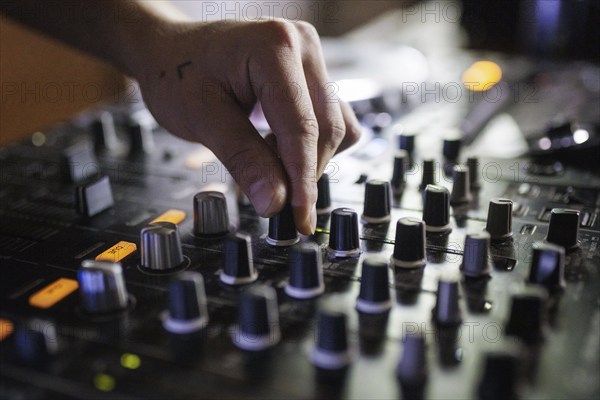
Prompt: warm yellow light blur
<box><xmin>462</xmin><ymin>61</ymin><xmax>503</xmax><ymax>91</ymax></box>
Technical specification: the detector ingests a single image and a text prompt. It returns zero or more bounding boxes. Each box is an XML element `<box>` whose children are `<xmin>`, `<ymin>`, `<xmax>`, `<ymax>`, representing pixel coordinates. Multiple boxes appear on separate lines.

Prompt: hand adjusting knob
<box><xmin>267</xmin><ymin>203</ymin><xmax>299</xmax><ymax>246</ymax></box>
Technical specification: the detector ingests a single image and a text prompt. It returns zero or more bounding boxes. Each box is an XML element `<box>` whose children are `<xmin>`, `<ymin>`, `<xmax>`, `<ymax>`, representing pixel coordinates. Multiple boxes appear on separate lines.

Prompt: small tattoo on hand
<box><xmin>177</xmin><ymin>61</ymin><xmax>192</xmax><ymax>80</ymax></box>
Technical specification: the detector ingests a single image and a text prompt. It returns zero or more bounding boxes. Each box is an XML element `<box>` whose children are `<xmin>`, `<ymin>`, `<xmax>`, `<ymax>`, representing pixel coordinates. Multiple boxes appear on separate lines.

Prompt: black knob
<box><xmin>285</xmin><ymin>242</ymin><xmax>325</xmax><ymax>299</ymax></box>
<box><xmin>477</xmin><ymin>352</ymin><xmax>520</xmax><ymax>400</ymax></box>
<box><xmin>356</xmin><ymin>257</ymin><xmax>392</xmax><ymax>314</ymax></box>
<box><xmin>545</xmin><ymin>208</ymin><xmax>580</xmax><ymax>250</ymax></box>
<box><xmin>433</xmin><ymin>279</ymin><xmax>462</xmax><ymax>327</ymax></box>
<box><xmin>233</xmin><ymin>285</ymin><xmax>280</xmax><ymax>351</ymax></box>
<box><xmin>461</xmin><ymin>231</ymin><xmax>492</xmax><ymax>278</ymax></box>
<box><xmin>78</xmin><ymin>260</ymin><xmax>129</xmax><ymax>313</ymax></box>
<box><xmin>140</xmin><ymin>221</ymin><xmax>184</xmax><ymax>270</ymax></box>
<box><xmin>450</xmin><ymin>165</ymin><xmax>472</xmax><ymax>206</ymax></box>
<box><xmin>398</xmin><ymin>132</ymin><xmax>415</xmax><ymax>156</ymax></box>
<box><xmin>422</xmin><ymin>185</ymin><xmax>451</xmax><ymax>233</ymax></box>
<box><xmin>391</xmin><ymin>150</ymin><xmax>408</xmax><ymax>195</ymax></box>
<box><xmin>316</xmin><ymin>173</ymin><xmax>332</xmax><ymax>215</ymax></box>
<box><xmin>221</xmin><ymin>232</ymin><xmax>258</xmax><ymax>285</ymax></box>
<box><xmin>528</xmin><ymin>241</ymin><xmax>565</xmax><ymax>291</ymax></box>
<box><xmin>14</xmin><ymin>319</ymin><xmax>59</xmax><ymax>364</ymax></box>
<box><xmin>267</xmin><ymin>203</ymin><xmax>299</xmax><ymax>246</ymax></box>
<box><xmin>75</xmin><ymin>175</ymin><xmax>115</xmax><ymax>218</ymax></box>
<box><xmin>443</xmin><ymin>136</ymin><xmax>461</xmax><ymax>162</ymax></box>
<box><xmin>127</xmin><ymin>119</ymin><xmax>154</xmax><ymax>155</ymax></box>
<box><xmin>466</xmin><ymin>157</ymin><xmax>481</xmax><ymax>190</ymax></box>
<box><xmin>420</xmin><ymin>159</ymin><xmax>438</xmax><ymax>190</ymax></box>
<box><xmin>163</xmin><ymin>272</ymin><xmax>209</xmax><ymax>334</ymax></box>
<box><xmin>392</xmin><ymin>217</ymin><xmax>426</xmax><ymax>268</ymax></box>
<box><xmin>328</xmin><ymin>208</ymin><xmax>361</xmax><ymax>257</ymax></box>
<box><xmin>362</xmin><ymin>180</ymin><xmax>392</xmax><ymax>223</ymax></box>
<box><xmin>311</xmin><ymin>304</ymin><xmax>351</xmax><ymax>369</ymax></box>
<box><xmin>396</xmin><ymin>333</ymin><xmax>427</xmax><ymax>395</ymax></box>
<box><xmin>193</xmin><ymin>191</ymin><xmax>230</xmax><ymax>237</ymax></box>
<box><xmin>505</xmin><ymin>286</ymin><xmax>547</xmax><ymax>345</ymax></box>
<box><xmin>485</xmin><ymin>198</ymin><xmax>513</xmax><ymax>241</ymax></box>
<box><xmin>91</xmin><ymin>111</ymin><xmax>119</xmax><ymax>152</ymax></box>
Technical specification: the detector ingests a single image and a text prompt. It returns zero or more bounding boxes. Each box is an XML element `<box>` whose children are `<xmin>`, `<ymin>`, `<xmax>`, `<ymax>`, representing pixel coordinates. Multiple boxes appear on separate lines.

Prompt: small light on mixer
<box><xmin>120</xmin><ymin>353</ymin><xmax>141</xmax><ymax>370</ymax></box>
<box><xmin>573</xmin><ymin>129</ymin><xmax>589</xmax><ymax>144</ymax></box>
<box><xmin>462</xmin><ymin>61</ymin><xmax>503</xmax><ymax>92</ymax></box>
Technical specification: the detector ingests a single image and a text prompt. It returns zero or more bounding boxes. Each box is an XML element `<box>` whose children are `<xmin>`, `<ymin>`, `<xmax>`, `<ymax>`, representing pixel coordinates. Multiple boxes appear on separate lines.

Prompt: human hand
<box><xmin>131</xmin><ymin>19</ymin><xmax>361</xmax><ymax>235</ymax></box>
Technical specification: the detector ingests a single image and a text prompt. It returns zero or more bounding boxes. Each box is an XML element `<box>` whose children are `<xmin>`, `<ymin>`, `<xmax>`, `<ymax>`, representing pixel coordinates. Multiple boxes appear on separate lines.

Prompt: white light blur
<box><xmin>573</xmin><ymin>129</ymin><xmax>590</xmax><ymax>144</ymax></box>
<box><xmin>336</xmin><ymin>79</ymin><xmax>383</xmax><ymax>103</ymax></box>
<box><xmin>538</xmin><ymin>137</ymin><xmax>552</xmax><ymax>150</ymax></box>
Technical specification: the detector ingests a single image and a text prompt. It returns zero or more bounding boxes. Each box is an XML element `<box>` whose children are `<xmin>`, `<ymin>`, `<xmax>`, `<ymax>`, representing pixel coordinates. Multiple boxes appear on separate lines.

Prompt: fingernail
<box><xmin>249</xmin><ymin>179</ymin><xmax>286</xmax><ymax>217</ymax></box>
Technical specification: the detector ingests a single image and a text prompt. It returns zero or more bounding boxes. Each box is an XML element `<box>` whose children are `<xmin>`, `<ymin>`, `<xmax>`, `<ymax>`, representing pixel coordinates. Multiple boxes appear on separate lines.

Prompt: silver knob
<box><xmin>141</xmin><ymin>221</ymin><xmax>184</xmax><ymax>270</ymax></box>
<box><xmin>78</xmin><ymin>260</ymin><xmax>129</xmax><ymax>313</ymax></box>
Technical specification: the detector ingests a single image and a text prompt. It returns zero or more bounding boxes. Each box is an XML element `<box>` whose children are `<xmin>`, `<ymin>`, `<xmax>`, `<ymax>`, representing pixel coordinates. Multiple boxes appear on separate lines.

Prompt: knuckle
<box><xmin>327</xmin><ymin>122</ymin><xmax>346</xmax><ymax>146</ymax></box>
<box><xmin>294</xmin><ymin>21</ymin><xmax>320</xmax><ymax>43</ymax></box>
<box><xmin>345</xmin><ymin>122</ymin><xmax>362</xmax><ymax>145</ymax></box>
<box><xmin>300</xmin><ymin>117</ymin><xmax>320</xmax><ymax>141</ymax></box>
<box><xmin>260</xmin><ymin>19</ymin><xmax>297</xmax><ymax>48</ymax></box>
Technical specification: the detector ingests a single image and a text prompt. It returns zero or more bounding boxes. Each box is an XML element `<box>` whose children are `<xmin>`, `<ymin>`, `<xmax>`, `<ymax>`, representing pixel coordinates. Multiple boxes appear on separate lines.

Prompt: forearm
<box><xmin>0</xmin><ymin>0</ymin><xmax>188</xmax><ymax>77</ymax></box>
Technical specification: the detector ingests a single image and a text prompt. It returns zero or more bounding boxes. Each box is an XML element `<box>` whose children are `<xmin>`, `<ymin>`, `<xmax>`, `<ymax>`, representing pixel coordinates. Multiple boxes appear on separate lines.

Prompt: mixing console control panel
<box><xmin>0</xmin><ymin>101</ymin><xmax>598</xmax><ymax>399</ymax></box>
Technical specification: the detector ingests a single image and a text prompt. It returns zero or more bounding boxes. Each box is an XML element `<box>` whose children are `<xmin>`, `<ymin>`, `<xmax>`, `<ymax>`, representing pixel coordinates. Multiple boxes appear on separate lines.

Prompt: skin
<box><xmin>1</xmin><ymin>1</ymin><xmax>361</xmax><ymax>234</ymax></box>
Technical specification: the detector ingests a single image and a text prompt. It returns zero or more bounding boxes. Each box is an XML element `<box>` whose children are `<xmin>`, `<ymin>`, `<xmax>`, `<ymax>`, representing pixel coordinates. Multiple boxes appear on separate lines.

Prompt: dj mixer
<box><xmin>1</xmin><ymin>69</ymin><xmax>599</xmax><ymax>399</ymax></box>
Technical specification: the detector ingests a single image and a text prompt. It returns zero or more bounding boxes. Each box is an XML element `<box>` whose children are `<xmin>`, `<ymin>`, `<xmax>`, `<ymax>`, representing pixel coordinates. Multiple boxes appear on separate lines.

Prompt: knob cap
<box><xmin>420</xmin><ymin>159</ymin><xmax>438</xmax><ymax>190</ymax></box>
<box><xmin>466</xmin><ymin>157</ymin><xmax>481</xmax><ymax>190</ymax></box>
<box><xmin>450</xmin><ymin>165</ymin><xmax>472</xmax><ymax>206</ymax></box>
<box><xmin>461</xmin><ymin>231</ymin><xmax>492</xmax><ymax>278</ymax></box>
<box><xmin>221</xmin><ymin>232</ymin><xmax>258</xmax><ymax>285</ymax></box>
<box><xmin>477</xmin><ymin>352</ymin><xmax>520</xmax><ymax>400</ymax></box>
<box><xmin>127</xmin><ymin>119</ymin><xmax>154</xmax><ymax>155</ymax></box>
<box><xmin>14</xmin><ymin>319</ymin><xmax>59</xmax><ymax>364</ymax></box>
<box><xmin>357</xmin><ymin>257</ymin><xmax>392</xmax><ymax>313</ymax></box>
<box><xmin>391</xmin><ymin>150</ymin><xmax>408</xmax><ymax>195</ymax></box>
<box><xmin>328</xmin><ymin>208</ymin><xmax>361</xmax><ymax>257</ymax></box>
<box><xmin>433</xmin><ymin>279</ymin><xmax>462</xmax><ymax>327</ymax></box>
<box><xmin>528</xmin><ymin>241</ymin><xmax>565</xmax><ymax>291</ymax></box>
<box><xmin>362</xmin><ymin>180</ymin><xmax>392</xmax><ymax>223</ymax></box>
<box><xmin>396</xmin><ymin>333</ymin><xmax>427</xmax><ymax>394</ymax></box>
<box><xmin>267</xmin><ymin>203</ymin><xmax>299</xmax><ymax>246</ymax></box>
<box><xmin>285</xmin><ymin>242</ymin><xmax>325</xmax><ymax>299</ymax></box>
<box><xmin>233</xmin><ymin>285</ymin><xmax>280</xmax><ymax>351</ymax></box>
<box><xmin>443</xmin><ymin>136</ymin><xmax>461</xmax><ymax>162</ymax></box>
<box><xmin>398</xmin><ymin>132</ymin><xmax>416</xmax><ymax>156</ymax></box>
<box><xmin>485</xmin><ymin>198</ymin><xmax>513</xmax><ymax>241</ymax></box>
<box><xmin>140</xmin><ymin>221</ymin><xmax>184</xmax><ymax>270</ymax></box>
<box><xmin>75</xmin><ymin>175</ymin><xmax>115</xmax><ymax>218</ymax></box>
<box><xmin>423</xmin><ymin>185</ymin><xmax>451</xmax><ymax>233</ymax></box>
<box><xmin>311</xmin><ymin>304</ymin><xmax>351</xmax><ymax>369</ymax></box>
<box><xmin>193</xmin><ymin>191</ymin><xmax>230</xmax><ymax>237</ymax></box>
<box><xmin>163</xmin><ymin>272</ymin><xmax>209</xmax><ymax>334</ymax></box>
<box><xmin>78</xmin><ymin>260</ymin><xmax>129</xmax><ymax>313</ymax></box>
<box><xmin>91</xmin><ymin>111</ymin><xmax>119</xmax><ymax>151</ymax></box>
<box><xmin>392</xmin><ymin>217</ymin><xmax>426</xmax><ymax>268</ymax></box>
<box><xmin>505</xmin><ymin>286</ymin><xmax>547</xmax><ymax>345</ymax></box>
<box><xmin>61</xmin><ymin>140</ymin><xmax>99</xmax><ymax>183</ymax></box>
<box><xmin>546</xmin><ymin>208</ymin><xmax>580</xmax><ymax>250</ymax></box>
<box><xmin>316</xmin><ymin>173</ymin><xmax>332</xmax><ymax>215</ymax></box>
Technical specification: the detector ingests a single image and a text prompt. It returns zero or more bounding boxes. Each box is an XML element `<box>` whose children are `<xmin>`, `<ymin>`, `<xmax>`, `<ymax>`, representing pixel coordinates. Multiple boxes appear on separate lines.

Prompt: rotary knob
<box><xmin>356</xmin><ymin>257</ymin><xmax>392</xmax><ymax>314</ymax></box>
<box><xmin>396</xmin><ymin>333</ymin><xmax>427</xmax><ymax>398</ymax></box>
<box><xmin>545</xmin><ymin>208</ymin><xmax>580</xmax><ymax>250</ymax></box>
<box><xmin>528</xmin><ymin>241</ymin><xmax>565</xmax><ymax>291</ymax></box>
<box><xmin>433</xmin><ymin>279</ymin><xmax>462</xmax><ymax>327</ymax></box>
<box><xmin>449</xmin><ymin>165</ymin><xmax>472</xmax><ymax>206</ymax></box>
<box><xmin>443</xmin><ymin>136</ymin><xmax>461</xmax><ymax>163</ymax></box>
<box><xmin>77</xmin><ymin>260</ymin><xmax>129</xmax><ymax>313</ymax></box>
<box><xmin>232</xmin><ymin>285</ymin><xmax>280</xmax><ymax>351</ymax></box>
<box><xmin>328</xmin><ymin>208</ymin><xmax>361</xmax><ymax>257</ymax></box>
<box><xmin>466</xmin><ymin>157</ymin><xmax>481</xmax><ymax>190</ymax></box>
<box><xmin>163</xmin><ymin>272</ymin><xmax>209</xmax><ymax>334</ymax></box>
<box><xmin>391</xmin><ymin>150</ymin><xmax>408</xmax><ymax>195</ymax></box>
<box><xmin>461</xmin><ymin>231</ymin><xmax>492</xmax><ymax>278</ymax></box>
<box><xmin>140</xmin><ymin>221</ymin><xmax>184</xmax><ymax>271</ymax></box>
<box><xmin>485</xmin><ymin>199</ymin><xmax>513</xmax><ymax>241</ymax></box>
<box><xmin>193</xmin><ymin>191</ymin><xmax>230</xmax><ymax>237</ymax></box>
<box><xmin>420</xmin><ymin>159</ymin><xmax>438</xmax><ymax>190</ymax></box>
<box><xmin>220</xmin><ymin>232</ymin><xmax>258</xmax><ymax>285</ymax></box>
<box><xmin>398</xmin><ymin>132</ymin><xmax>416</xmax><ymax>158</ymax></box>
<box><xmin>477</xmin><ymin>352</ymin><xmax>520</xmax><ymax>400</ymax></box>
<box><xmin>127</xmin><ymin>119</ymin><xmax>154</xmax><ymax>155</ymax></box>
<box><xmin>311</xmin><ymin>304</ymin><xmax>351</xmax><ymax>370</ymax></box>
<box><xmin>505</xmin><ymin>286</ymin><xmax>547</xmax><ymax>345</ymax></box>
<box><xmin>422</xmin><ymin>185</ymin><xmax>451</xmax><ymax>234</ymax></box>
<box><xmin>392</xmin><ymin>217</ymin><xmax>426</xmax><ymax>269</ymax></box>
<box><xmin>91</xmin><ymin>111</ymin><xmax>119</xmax><ymax>152</ymax></box>
<box><xmin>14</xmin><ymin>319</ymin><xmax>59</xmax><ymax>364</ymax></box>
<box><xmin>267</xmin><ymin>203</ymin><xmax>299</xmax><ymax>246</ymax></box>
<box><xmin>362</xmin><ymin>180</ymin><xmax>392</xmax><ymax>224</ymax></box>
<box><xmin>285</xmin><ymin>242</ymin><xmax>325</xmax><ymax>299</ymax></box>
<box><xmin>316</xmin><ymin>173</ymin><xmax>333</xmax><ymax>215</ymax></box>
